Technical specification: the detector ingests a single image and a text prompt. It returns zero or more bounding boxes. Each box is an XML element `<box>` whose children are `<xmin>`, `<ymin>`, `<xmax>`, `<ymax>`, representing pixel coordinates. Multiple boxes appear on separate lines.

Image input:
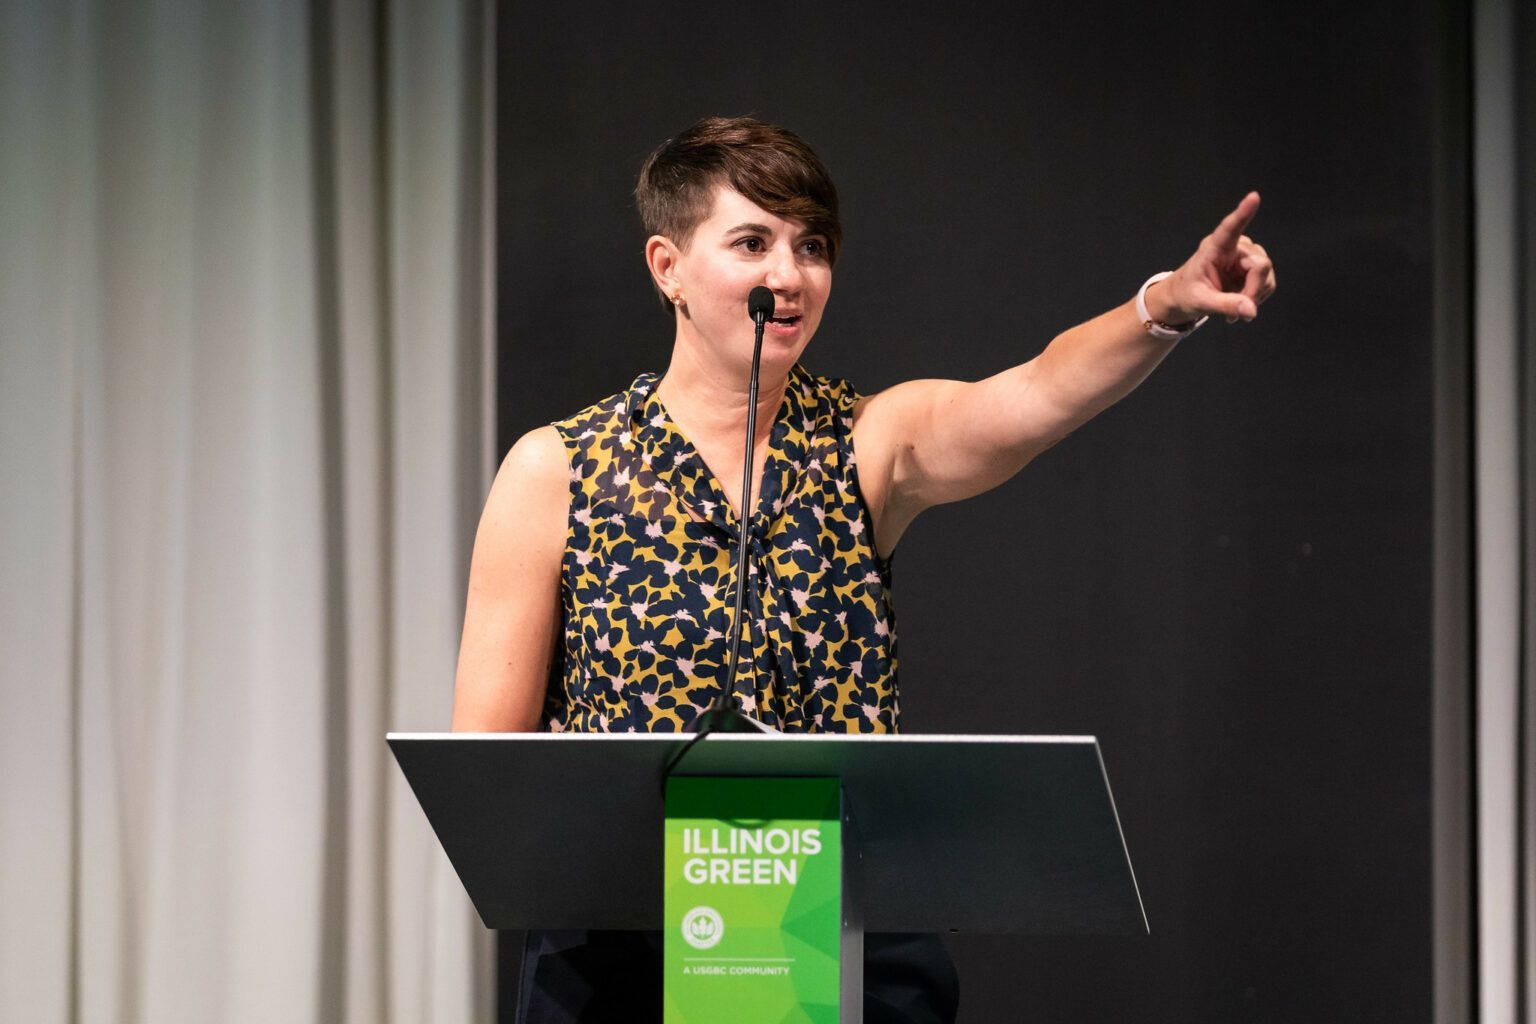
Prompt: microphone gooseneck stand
<box><xmin>690</xmin><ymin>286</ymin><xmax>779</xmax><ymax>736</ymax></box>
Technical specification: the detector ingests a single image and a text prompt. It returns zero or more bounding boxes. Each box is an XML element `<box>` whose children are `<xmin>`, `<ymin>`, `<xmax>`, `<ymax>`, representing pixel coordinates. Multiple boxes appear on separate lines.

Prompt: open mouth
<box><xmin>767</xmin><ymin>315</ymin><xmax>801</xmax><ymax>326</ymax></box>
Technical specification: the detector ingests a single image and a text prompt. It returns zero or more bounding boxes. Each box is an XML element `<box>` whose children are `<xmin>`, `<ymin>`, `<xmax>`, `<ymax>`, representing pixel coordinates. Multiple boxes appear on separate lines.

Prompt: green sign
<box><xmin>664</xmin><ymin>776</ymin><xmax>843</xmax><ymax>1023</ymax></box>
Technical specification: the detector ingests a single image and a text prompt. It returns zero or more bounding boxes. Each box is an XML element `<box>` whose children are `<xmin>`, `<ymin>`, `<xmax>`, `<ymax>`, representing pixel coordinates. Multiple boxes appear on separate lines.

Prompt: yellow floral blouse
<box><xmin>542</xmin><ymin>363</ymin><xmax>900</xmax><ymax>734</ymax></box>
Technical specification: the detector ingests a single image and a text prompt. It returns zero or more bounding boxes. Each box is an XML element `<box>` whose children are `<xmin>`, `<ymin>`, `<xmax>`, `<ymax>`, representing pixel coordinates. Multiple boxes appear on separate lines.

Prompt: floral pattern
<box><xmin>543</xmin><ymin>364</ymin><xmax>900</xmax><ymax>734</ymax></box>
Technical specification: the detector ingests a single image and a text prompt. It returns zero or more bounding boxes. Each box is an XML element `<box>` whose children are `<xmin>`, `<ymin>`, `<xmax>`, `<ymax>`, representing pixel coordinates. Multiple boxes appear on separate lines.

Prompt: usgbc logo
<box><xmin>681</xmin><ymin>905</ymin><xmax>724</xmax><ymax>950</ymax></box>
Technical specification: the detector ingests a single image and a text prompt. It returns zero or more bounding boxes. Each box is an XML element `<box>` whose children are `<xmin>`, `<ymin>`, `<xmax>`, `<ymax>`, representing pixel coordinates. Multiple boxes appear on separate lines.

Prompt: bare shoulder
<box><xmin>494</xmin><ymin>422</ymin><xmax>567</xmax><ymax>490</ymax></box>
<box><xmin>481</xmin><ymin>425</ymin><xmax>569</xmax><ymax>528</ymax></box>
<box><xmin>451</xmin><ymin>424</ymin><xmax>571</xmax><ymax>732</ymax></box>
<box><xmin>853</xmin><ymin>378</ymin><xmax>965</xmax><ymax>447</ymax></box>
<box><xmin>852</xmin><ymin>378</ymin><xmax>965</xmax><ymax>554</ymax></box>
<box><xmin>469</xmin><ymin>425</ymin><xmax>571</xmax><ymax>600</ymax></box>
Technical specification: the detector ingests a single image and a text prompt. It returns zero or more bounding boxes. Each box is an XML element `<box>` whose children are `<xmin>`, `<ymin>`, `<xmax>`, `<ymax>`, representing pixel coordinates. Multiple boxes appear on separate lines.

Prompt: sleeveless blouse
<box><xmin>543</xmin><ymin>363</ymin><xmax>900</xmax><ymax>734</ymax></box>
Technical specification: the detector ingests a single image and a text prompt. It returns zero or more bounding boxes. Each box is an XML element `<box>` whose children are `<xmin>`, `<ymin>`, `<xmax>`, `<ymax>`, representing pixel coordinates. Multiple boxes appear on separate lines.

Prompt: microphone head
<box><xmin>747</xmin><ymin>286</ymin><xmax>775</xmax><ymax>322</ymax></box>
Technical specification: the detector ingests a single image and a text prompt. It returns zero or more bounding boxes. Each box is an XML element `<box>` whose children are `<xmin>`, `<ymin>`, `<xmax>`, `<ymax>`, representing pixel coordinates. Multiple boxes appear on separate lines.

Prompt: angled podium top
<box><xmin>388</xmin><ymin>732</ymin><xmax>1146</xmax><ymax>935</ymax></box>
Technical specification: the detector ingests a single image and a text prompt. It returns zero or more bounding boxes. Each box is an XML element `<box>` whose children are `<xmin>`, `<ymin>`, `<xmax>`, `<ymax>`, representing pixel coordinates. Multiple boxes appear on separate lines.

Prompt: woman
<box><xmin>453</xmin><ymin>117</ymin><xmax>1275</xmax><ymax>1021</ymax></box>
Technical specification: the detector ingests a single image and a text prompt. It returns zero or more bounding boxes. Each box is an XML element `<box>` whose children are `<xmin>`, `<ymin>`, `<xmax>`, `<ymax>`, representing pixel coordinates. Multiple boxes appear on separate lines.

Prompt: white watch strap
<box><xmin>1136</xmin><ymin>271</ymin><xmax>1209</xmax><ymax>340</ymax></box>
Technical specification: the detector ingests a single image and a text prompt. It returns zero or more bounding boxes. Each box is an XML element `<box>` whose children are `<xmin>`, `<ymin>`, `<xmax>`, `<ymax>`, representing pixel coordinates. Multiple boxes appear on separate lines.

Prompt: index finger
<box><xmin>1208</xmin><ymin>191</ymin><xmax>1262</xmax><ymax>250</ymax></box>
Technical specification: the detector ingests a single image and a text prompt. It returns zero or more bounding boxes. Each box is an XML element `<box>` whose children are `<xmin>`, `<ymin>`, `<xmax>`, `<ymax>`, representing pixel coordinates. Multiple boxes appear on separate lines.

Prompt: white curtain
<box><xmin>0</xmin><ymin>1</ymin><xmax>495</xmax><ymax>1020</ymax></box>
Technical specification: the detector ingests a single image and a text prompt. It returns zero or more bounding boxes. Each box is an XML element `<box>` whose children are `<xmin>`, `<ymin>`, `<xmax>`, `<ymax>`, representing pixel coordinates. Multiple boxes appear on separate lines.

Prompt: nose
<box><xmin>762</xmin><ymin>245</ymin><xmax>803</xmax><ymax>296</ymax></box>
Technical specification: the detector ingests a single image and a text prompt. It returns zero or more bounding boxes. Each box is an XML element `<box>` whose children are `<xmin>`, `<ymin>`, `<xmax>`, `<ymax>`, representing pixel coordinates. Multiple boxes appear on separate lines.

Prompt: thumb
<box><xmin>1190</xmin><ymin>283</ymin><xmax>1257</xmax><ymax>322</ymax></box>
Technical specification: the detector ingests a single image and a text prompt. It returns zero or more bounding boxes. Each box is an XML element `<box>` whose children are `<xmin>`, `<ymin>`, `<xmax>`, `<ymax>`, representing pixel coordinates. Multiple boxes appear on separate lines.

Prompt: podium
<box><xmin>388</xmin><ymin>732</ymin><xmax>1146</xmax><ymax>1021</ymax></box>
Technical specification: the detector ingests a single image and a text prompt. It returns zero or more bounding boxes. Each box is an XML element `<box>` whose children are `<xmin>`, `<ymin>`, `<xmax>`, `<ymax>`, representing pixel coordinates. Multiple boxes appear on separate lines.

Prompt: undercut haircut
<box><xmin>635</xmin><ymin>117</ymin><xmax>842</xmax><ymax>309</ymax></box>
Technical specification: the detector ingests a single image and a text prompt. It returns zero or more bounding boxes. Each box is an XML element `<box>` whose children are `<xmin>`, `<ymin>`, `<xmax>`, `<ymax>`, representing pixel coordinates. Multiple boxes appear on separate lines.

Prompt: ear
<box><xmin>645</xmin><ymin>235</ymin><xmax>683</xmax><ymax>300</ymax></box>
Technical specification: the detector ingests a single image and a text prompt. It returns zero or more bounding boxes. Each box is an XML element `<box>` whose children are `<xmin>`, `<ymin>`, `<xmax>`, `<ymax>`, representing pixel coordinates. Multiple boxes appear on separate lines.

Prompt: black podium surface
<box><xmin>388</xmin><ymin>732</ymin><xmax>1146</xmax><ymax>935</ymax></box>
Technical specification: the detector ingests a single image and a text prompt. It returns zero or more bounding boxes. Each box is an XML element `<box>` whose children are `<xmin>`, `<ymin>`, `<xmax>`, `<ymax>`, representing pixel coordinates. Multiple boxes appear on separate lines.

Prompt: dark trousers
<box><xmin>517</xmin><ymin>929</ymin><xmax>959</xmax><ymax>1023</ymax></box>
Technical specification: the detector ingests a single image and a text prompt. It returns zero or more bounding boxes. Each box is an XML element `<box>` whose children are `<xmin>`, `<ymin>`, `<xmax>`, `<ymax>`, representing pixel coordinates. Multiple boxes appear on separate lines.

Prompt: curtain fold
<box><xmin>0</xmin><ymin>1</ymin><xmax>494</xmax><ymax>1021</ymax></box>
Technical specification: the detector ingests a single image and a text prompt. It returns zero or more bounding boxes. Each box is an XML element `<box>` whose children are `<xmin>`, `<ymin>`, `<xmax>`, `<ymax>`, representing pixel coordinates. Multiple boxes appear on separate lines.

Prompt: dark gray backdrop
<box><xmin>495</xmin><ymin>1</ymin><xmax>1440</xmax><ymax>1019</ymax></box>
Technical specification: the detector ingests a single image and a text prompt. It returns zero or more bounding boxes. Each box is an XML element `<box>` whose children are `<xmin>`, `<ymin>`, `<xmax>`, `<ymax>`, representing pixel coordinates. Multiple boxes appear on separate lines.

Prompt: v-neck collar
<box><xmin>627</xmin><ymin>364</ymin><xmax>814</xmax><ymax>539</ymax></box>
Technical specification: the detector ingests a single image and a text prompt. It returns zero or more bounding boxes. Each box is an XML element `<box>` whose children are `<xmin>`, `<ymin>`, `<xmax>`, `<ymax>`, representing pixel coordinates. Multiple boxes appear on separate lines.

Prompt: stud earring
<box><xmin>671</xmin><ymin>293</ymin><xmax>684</xmax><ymax>306</ymax></box>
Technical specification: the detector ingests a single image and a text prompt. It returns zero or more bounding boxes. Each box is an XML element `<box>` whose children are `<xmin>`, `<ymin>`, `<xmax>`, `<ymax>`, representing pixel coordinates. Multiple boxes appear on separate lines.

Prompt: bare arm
<box><xmin>860</xmin><ymin>193</ymin><xmax>1277</xmax><ymax>554</ymax></box>
<box><xmin>450</xmin><ymin>425</ymin><xmax>570</xmax><ymax>732</ymax></box>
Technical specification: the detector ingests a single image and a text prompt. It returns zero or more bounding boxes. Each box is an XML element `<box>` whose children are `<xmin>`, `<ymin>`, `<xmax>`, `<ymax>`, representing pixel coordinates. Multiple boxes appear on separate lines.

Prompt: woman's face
<box><xmin>666</xmin><ymin>185</ymin><xmax>833</xmax><ymax>377</ymax></box>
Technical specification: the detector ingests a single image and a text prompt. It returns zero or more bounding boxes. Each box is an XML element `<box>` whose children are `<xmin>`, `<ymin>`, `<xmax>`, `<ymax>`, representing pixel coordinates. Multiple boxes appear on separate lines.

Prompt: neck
<box><xmin>655</xmin><ymin>332</ymin><xmax>790</xmax><ymax>451</ymax></box>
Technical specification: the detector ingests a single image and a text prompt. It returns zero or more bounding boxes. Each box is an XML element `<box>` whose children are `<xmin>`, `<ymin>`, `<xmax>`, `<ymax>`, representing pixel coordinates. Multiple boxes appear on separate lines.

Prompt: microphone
<box><xmin>686</xmin><ymin>287</ymin><xmax>778</xmax><ymax>737</ymax></box>
<box><xmin>748</xmin><ymin>285</ymin><xmax>775</xmax><ymax>327</ymax></box>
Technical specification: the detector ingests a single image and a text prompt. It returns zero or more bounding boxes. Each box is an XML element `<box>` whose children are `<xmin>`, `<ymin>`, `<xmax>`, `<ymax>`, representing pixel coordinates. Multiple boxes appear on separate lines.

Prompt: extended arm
<box><xmin>450</xmin><ymin>426</ymin><xmax>570</xmax><ymax>732</ymax></box>
<box><xmin>861</xmin><ymin>192</ymin><xmax>1276</xmax><ymax>553</ymax></box>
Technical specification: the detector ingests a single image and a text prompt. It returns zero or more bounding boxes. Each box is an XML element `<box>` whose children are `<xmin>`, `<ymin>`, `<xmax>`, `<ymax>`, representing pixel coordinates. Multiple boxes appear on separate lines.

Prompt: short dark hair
<box><xmin>635</xmin><ymin>116</ymin><xmax>842</xmax><ymax>277</ymax></box>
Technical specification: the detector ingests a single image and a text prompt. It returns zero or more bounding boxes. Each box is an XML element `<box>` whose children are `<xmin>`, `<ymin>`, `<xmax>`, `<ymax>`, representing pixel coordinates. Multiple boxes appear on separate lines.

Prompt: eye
<box><xmin>799</xmin><ymin>238</ymin><xmax>827</xmax><ymax>259</ymax></box>
<box><xmin>735</xmin><ymin>236</ymin><xmax>765</xmax><ymax>254</ymax></box>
